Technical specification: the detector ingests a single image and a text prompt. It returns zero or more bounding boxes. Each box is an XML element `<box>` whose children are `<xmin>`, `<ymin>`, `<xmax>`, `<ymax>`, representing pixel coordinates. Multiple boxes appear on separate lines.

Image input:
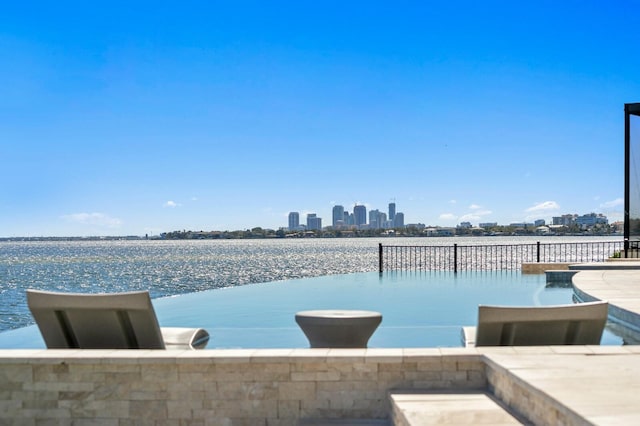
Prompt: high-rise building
<box><xmin>576</xmin><ymin>213</ymin><xmax>608</xmax><ymax>227</ymax></box>
<box><xmin>369</xmin><ymin>209</ymin><xmax>381</xmax><ymax>229</ymax></box>
<box><xmin>354</xmin><ymin>204</ymin><xmax>367</xmax><ymax>227</ymax></box>
<box><xmin>332</xmin><ymin>205</ymin><xmax>345</xmax><ymax>227</ymax></box>
<box><xmin>306</xmin><ymin>213</ymin><xmax>316</xmax><ymax>228</ymax></box>
<box><xmin>346</xmin><ymin>212</ymin><xmax>355</xmax><ymax>226</ymax></box>
<box><xmin>394</xmin><ymin>212</ymin><xmax>404</xmax><ymax>228</ymax></box>
<box><xmin>389</xmin><ymin>202</ymin><xmax>396</xmax><ymax>221</ymax></box>
<box><xmin>553</xmin><ymin>214</ymin><xmax>577</xmax><ymax>226</ymax></box>
<box><xmin>379</xmin><ymin>212</ymin><xmax>388</xmax><ymax>227</ymax></box>
<box><xmin>306</xmin><ymin>213</ymin><xmax>322</xmax><ymax>231</ymax></box>
<box><xmin>288</xmin><ymin>212</ymin><xmax>299</xmax><ymax>230</ymax></box>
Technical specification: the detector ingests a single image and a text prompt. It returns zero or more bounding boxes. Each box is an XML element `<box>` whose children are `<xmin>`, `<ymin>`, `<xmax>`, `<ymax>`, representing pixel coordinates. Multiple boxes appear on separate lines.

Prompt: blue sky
<box><xmin>1</xmin><ymin>1</ymin><xmax>638</xmax><ymax>237</ymax></box>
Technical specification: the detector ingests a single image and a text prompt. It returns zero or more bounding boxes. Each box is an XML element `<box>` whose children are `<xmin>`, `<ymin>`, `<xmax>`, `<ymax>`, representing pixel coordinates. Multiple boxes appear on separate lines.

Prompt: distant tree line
<box><xmin>160</xmin><ymin>222</ymin><xmax>619</xmax><ymax>240</ymax></box>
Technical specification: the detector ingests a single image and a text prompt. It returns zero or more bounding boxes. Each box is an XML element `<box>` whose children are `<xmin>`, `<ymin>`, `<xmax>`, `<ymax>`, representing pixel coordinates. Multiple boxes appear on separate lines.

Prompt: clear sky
<box><xmin>1</xmin><ymin>1</ymin><xmax>638</xmax><ymax>237</ymax></box>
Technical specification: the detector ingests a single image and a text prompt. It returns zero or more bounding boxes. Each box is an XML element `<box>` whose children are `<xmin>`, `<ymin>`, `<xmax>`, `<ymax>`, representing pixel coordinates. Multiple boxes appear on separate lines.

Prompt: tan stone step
<box><xmin>298</xmin><ymin>419</ymin><xmax>389</xmax><ymax>426</ymax></box>
<box><xmin>389</xmin><ymin>391</ymin><xmax>530</xmax><ymax>425</ymax></box>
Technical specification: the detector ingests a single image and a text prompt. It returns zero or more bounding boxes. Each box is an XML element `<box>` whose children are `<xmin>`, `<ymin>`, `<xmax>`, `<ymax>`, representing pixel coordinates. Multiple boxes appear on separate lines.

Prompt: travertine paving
<box><xmin>573</xmin><ymin>264</ymin><xmax>640</xmax><ymax>321</ymax></box>
<box><xmin>390</xmin><ymin>391</ymin><xmax>527</xmax><ymax>425</ymax></box>
<box><xmin>485</xmin><ymin>347</ymin><xmax>640</xmax><ymax>425</ymax></box>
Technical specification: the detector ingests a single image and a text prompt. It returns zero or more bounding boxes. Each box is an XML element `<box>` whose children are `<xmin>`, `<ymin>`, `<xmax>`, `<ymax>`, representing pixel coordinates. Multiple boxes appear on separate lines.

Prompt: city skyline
<box><xmin>288</xmin><ymin>202</ymin><xmax>405</xmax><ymax>231</ymax></box>
<box><xmin>1</xmin><ymin>2</ymin><xmax>636</xmax><ymax>237</ymax></box>
<box><xmin>284</xmin><ymin>202</ymin><xmax>611</xmax><ymax>233</ymax></box>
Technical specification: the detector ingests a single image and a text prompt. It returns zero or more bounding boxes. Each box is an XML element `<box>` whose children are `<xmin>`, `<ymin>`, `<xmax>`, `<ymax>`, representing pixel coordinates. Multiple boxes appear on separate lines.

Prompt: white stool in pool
<box><xmin>295</xmin><ymin>309</ymin><xmax>382</xmax><ymax>348</ymax></box>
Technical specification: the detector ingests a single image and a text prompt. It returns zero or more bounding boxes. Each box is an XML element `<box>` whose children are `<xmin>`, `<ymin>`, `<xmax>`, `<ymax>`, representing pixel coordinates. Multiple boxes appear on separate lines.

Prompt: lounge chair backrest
<box><xmin>474</xmin><ymin>301</ymin><xmax>608</xmax><ymax>346</ymax></box>
<box><xmin>27</xmin><ymin>290</ymin><xmax>166</xmax><ymax>349</ymax></box>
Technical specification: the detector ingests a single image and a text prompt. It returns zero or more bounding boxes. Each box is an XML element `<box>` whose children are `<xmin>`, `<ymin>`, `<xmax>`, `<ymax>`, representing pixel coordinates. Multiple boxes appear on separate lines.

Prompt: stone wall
<box><xmin>484</xmin><ymin>356</ymin><xmax>579</xmax><ymax>425</ymax></box>
<box><xmin>521</xmin><ymin>262</ymin><xmax>571</xmax><ymax>274</ymax></box>
<box><xmin>0</xmin><ymin>348</ymin><xmax>486</xmax><ymax>425</ymax></box>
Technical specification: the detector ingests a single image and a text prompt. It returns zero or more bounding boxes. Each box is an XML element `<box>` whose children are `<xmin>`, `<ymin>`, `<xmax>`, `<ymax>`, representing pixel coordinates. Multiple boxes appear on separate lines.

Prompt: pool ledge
<box><xmin>1</xmin><ymin>345</ymin><xmax>640</xmax><ymax>425</ymax></box>
<box><xmin>572</xmin><ymin>263</ymin><xmax>640</xmax><ymax>336</ymax></box>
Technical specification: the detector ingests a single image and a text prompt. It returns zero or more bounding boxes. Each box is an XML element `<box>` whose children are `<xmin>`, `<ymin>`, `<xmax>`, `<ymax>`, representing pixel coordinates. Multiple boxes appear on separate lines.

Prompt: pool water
<box><xmin>0</xmin><ymin>271</ymin><xmax>624</xmax><ymax>348</ymax></box>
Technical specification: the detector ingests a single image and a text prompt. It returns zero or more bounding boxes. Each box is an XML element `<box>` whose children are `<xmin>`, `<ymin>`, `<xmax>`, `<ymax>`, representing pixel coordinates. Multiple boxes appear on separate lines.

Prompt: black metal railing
<box><xmin>379</xmin><ymin>240</ymin><xmax>627</xmax><ymax>272</ymax></box>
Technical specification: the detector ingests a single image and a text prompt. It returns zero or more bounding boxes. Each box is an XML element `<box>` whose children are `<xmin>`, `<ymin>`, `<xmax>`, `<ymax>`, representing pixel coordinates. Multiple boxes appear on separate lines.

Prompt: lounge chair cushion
<box><xmin>462</xmin><ymin>301</ymin><xmax>608</xmax><ymax>347</ymax></box>
<box><xmin>27</xmin><ymin>289</ymin><xmax>209</xmax><ymax>350</ymax></box>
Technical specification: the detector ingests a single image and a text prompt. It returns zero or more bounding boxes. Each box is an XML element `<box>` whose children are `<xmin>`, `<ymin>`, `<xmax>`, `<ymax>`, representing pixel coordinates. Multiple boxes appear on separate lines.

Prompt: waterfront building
<box><xmin>406</xmin><ymin>223</ymin><xmax>425</xmax><ymax>230</ymax></box>
<box><xmin>553</xmin><ymin>214</ymin><xmax>578</xmax><ymax>226</ymax></box>
<box><xmin>332</xmin><ymin>205</ymin><xmax>345</xmax><ymax>228</ymax></box>
<box><xmin>510</xmin><ymin>222</ymin><xmax>534</xmax><ymax>228</ymax></box>
<box><xmin>354</xmin><ymin>205</ymin><xmax>367</xmax><ymax>227</ymax></box>
<box><xmin>341</xmin><ymin>212</ymin><xmax>351</xmax><ymax>226</ymax></box>
<box><xmin>369</xmin><ymin>209</ymin><xmax>382</xmax><ymax>229</ymax></box>
<box><xmin>389</xmin><ymin>202</ymin><xmax>396</xmax><ymax>221</ymax></box>
<box><xmin>394</xmin><ymin>212</ymin><xmax>404</xmax><ymax>228</ymax></box>
<box><xmin>536</xmin><ymin>225</ymin><xmax>552</xmax><ymax>235</ymax></box>
<box><xmin>345</xmin><ymin>212</ymin><xmax>355</xmax><ymax>226</ymax></box>
<box><xmin>306</xmin><ymin>214</ymin><xmax>322</xmax><ymax>231</ymax></box>
<box><xmin>576</xmin><ymin>213</ymin><xmax>608</xmax><ymax>227</ymax></box>
<box><xmin>426</xmin><ymin>227</ymin><xmax>454</xmax><ymax>236</ymax></box>
<box><xmin>479</xmin><ymin>222</ymin><xmax>498</xmax><ymax>228</ymax></box>
<box><xmin>534</xmin><ymin>219</ymin><xmax>546</xmax><ymax>227</ymax></box>
<box><xmin>288</xmin><ymin>212</ymin><xmax>299</xmax><ymax>231</ymax></box>
<box><xmin>379</xmin><ymin>212</ymin><xmax>388</xmax><ymax>228</ymax></box>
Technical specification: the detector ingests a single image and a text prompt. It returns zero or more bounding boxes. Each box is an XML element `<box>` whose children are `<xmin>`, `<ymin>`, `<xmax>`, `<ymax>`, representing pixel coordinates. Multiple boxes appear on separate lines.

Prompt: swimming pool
<box><xmin>0</xmin><ymin>271</ymin><xmax>624</xmax><ymax>348</ymax></box>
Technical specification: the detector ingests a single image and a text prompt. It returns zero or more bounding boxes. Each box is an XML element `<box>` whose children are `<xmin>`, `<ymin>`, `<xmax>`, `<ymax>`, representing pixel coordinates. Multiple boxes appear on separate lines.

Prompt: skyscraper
<box><xmin>379</xmin><ymin>212</ymin><xmax>388</xmax><ymax>228</ymax></box>
<box><xmin>288</xmin><ymin>212</ymin><xmax>299</xmax><ymax>230</ymax></box>
<box><xmin>369</xmin><ymin>209</ymin><xmax>381</xmax><ymax>229</ymax></box>
<box><xmin>389</xmin><ymin>202</ymin><xmax>396</xmax><ymax>222</ymax></box>
<box><xmin>394</xmin><ymin>212</ymin><xmax>404</xmax><ymax>228</ymax></box>
<box><xmin>354</xmin><ymin>204</ymin><xmax>367</xmax><ymax>227</ymax></box>
<box><xmin>307</xmin><ymin>213</ymin><xmax>322</xmax><ymax>231</ymax></box>
<box><xmin>332</xmin><ymin>205</ymin><xmax>345</xmax><ymax>227</ymax></box>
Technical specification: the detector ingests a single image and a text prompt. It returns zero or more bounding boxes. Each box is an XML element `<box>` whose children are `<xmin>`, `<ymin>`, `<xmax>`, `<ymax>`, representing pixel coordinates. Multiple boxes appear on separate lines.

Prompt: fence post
<box><xmin>453</xmin><ymin>243</ymin><xmax>458</xmax><ymax>273</ymax></box>
<box><xmin>379</xmin><ymin>243</ymin><xmax>383</xmax><ymax>273</ymax></box>
<box><xmin>536</xmin><ymin>241</ymin><xmax>541</xmax><ymax>263</ymax></box>
<box><xmin>624</xmin><ymin>238</ymin><xmax>629</xmax><ymax>259</ymax></box>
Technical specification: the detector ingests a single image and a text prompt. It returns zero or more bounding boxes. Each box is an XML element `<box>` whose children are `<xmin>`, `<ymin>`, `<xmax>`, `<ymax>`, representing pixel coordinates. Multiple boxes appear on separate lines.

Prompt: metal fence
<box><xmin>378</xmin><ymin>241</ymin><xmax>627</xmax><ymax>272</ymax></box>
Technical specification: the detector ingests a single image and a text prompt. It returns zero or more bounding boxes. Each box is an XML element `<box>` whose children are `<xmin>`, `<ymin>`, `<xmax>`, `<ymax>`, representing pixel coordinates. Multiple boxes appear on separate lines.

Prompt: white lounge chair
<box><xmin>461</xmin><ymin>301</ymin><xmax>608</xmax><ymax>347</ymax></box>
<box><xmin>27</xmin><ymin>289</ymin><xmax>209</xmax><ymax>349</ymax></box>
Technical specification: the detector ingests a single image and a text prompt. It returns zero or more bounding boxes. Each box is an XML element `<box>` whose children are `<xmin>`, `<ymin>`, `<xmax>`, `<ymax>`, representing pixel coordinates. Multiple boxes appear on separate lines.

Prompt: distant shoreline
<box><xmin>0</xmin><ymin>232</ymin><xmax>623</xmax><ymax>243</ymax></box>
<box><xmin>0</xmin><ymin>236</ymin><xmax>147</xmax><ymax>242</ymax></box>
